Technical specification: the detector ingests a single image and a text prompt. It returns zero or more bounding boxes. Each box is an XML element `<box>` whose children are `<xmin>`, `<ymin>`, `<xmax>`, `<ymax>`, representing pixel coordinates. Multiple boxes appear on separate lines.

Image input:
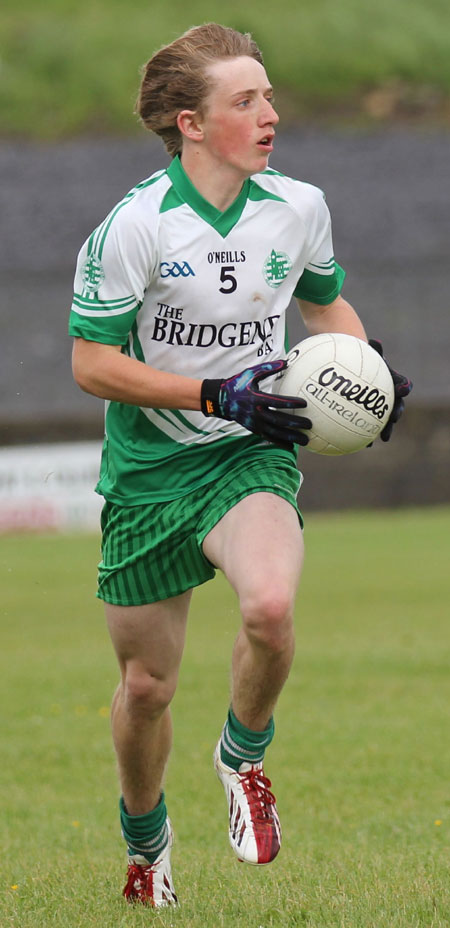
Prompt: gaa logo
<box><xmin>262</xmin><ymin>250</ymin><xmax>292</xmax><ymax>288</ymax></box>
<box><xmin>160</xmin><ymin>261</ymin><xmax>195</xmax><ymax>278</ymax></box>
<box><xmin>81</xmin><ymin>254</ymin><xmax>105</xmax><ymax>293</ymax></box>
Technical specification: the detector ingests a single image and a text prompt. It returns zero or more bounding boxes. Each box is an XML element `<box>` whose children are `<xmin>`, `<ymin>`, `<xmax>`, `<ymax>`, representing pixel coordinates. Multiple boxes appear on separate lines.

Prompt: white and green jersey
<box><xmin>69</xmin><ymin>156</ymin><xmax>345</xmax><ymax>503</ymax></box>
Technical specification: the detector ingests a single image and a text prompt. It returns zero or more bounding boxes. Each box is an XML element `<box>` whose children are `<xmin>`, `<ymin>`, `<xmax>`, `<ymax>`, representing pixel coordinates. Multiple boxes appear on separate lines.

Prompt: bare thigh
<box><xmin>202</xmin><ymin>492</ymin><xmax>304</xmax><ymax>606</ymax></box>
<box><xmin>105</xmin><ymin>590</ymin><xmax>192</xmax><ymax>686</ymax></box>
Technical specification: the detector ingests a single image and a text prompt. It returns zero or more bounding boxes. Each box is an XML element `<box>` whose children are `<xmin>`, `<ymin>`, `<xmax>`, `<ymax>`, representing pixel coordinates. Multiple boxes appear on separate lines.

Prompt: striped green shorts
<box><xmin>97</xmin><ymin>450</ymin><xmax>302</xmax><ymax>607</ymax></box>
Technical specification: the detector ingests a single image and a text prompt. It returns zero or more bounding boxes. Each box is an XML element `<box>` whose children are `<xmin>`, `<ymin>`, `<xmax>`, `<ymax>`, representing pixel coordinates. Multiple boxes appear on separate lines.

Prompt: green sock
<box><xmin>119</xmin><ymin>793</ymin><xmax>168</xmax><ymax>864</ymax></box>
<box><xmin>220</xmin><ymin>706</ymin><xmax>275</xmax><ymax>771</ymax></box>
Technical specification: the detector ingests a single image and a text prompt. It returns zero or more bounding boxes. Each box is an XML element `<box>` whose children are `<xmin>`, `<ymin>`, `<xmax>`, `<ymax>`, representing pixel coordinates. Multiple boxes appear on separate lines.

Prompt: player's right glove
<box><xmin>201</xmin><ymin>359</ymin><xmax>312</xmax><ymax>446</ymax></box>
<box><xmin>369</xmin><ymin>339</ymin><xmax>413</xmax><ymax>441</ymax></box>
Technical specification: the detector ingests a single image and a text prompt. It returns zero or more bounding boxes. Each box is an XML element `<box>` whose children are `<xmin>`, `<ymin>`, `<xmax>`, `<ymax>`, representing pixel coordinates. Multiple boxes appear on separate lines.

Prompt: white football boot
<box><xmin>122</xmin><ymin>818</ymin><xmax>178</xmax><ymax>907</ymax></box>
<box><xmin>214</xmin><ymin>742</ymin><xmax>281</xmax><ymax>864</ymax></box>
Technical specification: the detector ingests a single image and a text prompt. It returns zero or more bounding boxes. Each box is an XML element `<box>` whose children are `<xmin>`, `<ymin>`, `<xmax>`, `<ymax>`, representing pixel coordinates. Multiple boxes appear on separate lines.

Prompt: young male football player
<box><xmin>69</xmin><ymin>23</ymin><xmax>411</xmax><ymax>907</ymax></box>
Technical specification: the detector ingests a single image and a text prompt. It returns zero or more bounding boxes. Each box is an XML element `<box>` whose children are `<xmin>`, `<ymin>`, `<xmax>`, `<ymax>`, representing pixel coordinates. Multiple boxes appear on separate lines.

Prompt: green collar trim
<box><xmin>166</xmin><ymin>156</ymin><xmax>251</xmax><ymax>238</ymax></box>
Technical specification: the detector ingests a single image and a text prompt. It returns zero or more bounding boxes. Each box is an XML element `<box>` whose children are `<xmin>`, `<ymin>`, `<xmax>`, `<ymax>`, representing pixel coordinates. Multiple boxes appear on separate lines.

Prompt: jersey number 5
<box><xmin>219</xmin><ymin>265</ymin><xmax>237</xmax><ymax>294</ymax></box>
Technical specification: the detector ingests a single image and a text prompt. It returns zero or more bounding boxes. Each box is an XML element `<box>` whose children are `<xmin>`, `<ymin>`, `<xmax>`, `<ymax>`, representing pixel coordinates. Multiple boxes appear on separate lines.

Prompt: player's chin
<box><xmin>252</xmin><ymin>146</ymin><xmax>272</xmax><ymax>169</ymax></box>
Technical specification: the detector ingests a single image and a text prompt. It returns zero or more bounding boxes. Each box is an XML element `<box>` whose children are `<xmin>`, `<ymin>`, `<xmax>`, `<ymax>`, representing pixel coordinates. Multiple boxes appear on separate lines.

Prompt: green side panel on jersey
<box><xmin>294</xmin><ymin>261</ymin><xmax>346</xmax><ymax>305</ymax></box>
<box><xmin>98</xmin><ymin>403</ymin><xmax>294</xmax><ymax>504</ymax></box>
<box><xmin>167</xmin><ymin>155</ymin><xmax>250</xmax><ymax>238</ymax></box>
<box><xmin>130</xmin><ymin>319</ymin><xmax>146</xmax><ymax>362</ymax></box>
<box><xmin>151</xmin><ymin>408</ymin><xmax>189</xmax><ymax>435</ymax></box>
<box><xmin>129</xmin><ymin>321</ymin><xmax>215</xmax><ymax>439</ymax></box>
<box><xmin>150</xmin><ymin>407</ymin><xmax>216</xmax><ymax>440</ymax></box>
<box><xmin>173</xmin><ymin>408</ymin><xmax>230</xmax><ymax>438</ymax></box>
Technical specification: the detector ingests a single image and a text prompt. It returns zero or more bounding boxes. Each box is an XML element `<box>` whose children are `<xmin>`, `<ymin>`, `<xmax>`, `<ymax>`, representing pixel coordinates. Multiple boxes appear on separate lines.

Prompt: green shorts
<box><xmin>97</xmin><ymin>448</ymin><xmax>303</xmax><ymax>607</ymax></box>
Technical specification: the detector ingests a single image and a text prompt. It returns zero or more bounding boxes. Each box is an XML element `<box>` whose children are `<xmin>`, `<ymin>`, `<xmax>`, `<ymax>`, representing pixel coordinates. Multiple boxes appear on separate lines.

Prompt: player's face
<box><xmin>199</xmin><ymin>56</ymin><xmax>279</xmax><ymax>179</ymax></box>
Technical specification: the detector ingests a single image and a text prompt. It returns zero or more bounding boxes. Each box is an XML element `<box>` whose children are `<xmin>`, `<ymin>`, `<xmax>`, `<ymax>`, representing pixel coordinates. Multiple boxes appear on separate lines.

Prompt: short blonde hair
<box><xmin>136</xmin><ymin>23</ymin><xmax>264</xmax><ymax>157</ymax></box>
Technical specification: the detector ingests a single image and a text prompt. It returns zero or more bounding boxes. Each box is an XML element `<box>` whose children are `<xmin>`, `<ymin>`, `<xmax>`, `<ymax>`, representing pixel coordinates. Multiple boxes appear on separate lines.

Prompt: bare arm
<box><xmin>297</xmin><ymin>294</ymin><xmax>367</xmax><ymax>341</ymax></box>
<box><xmin>71</xmin><ymin>338</ymin><xmax>202</xmax><ymax>410</ymax></box>
<box><xmin>72</xmin><ymin>294</ymin><xmax>365</xmax><ymax>411</ymax></box>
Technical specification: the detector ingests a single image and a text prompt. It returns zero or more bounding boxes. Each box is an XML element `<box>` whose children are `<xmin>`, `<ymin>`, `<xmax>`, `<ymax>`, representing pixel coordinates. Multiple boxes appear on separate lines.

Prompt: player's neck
<box><xmin>180</xmin><ymin>149</ymin><xmax>247</xmax><ymax>212</ymax></box>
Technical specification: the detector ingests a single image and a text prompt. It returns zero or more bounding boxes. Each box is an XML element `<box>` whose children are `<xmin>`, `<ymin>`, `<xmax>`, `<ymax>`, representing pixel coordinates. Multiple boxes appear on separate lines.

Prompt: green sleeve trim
<box><xmin>68</xmin><ymin>309</ymin><xmax>135</xmax><ymax>345</ymax></box>
<box><xmin>294</xmin><ymin>261</ymin><xmax>346</xmax><ymax>305</ymax></box>
<box><xmin>72</xmin><ymin>293</ymin><xmax>138</xmax><ymax>312</ymax></box>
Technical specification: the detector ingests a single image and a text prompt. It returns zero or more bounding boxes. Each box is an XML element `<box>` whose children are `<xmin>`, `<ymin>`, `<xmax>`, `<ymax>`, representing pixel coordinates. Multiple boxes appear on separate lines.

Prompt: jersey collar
<box><xmin>166</xmin><ymin>155</ymin><xmax>250</xmax><ymax>238</ymax></box>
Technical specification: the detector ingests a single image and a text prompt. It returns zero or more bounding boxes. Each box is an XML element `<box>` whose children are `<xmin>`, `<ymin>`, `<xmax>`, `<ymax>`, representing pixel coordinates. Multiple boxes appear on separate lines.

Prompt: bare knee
<box><xmin>121</xmin><ymin>663</ymin><xmax>176</xmax><ymax>720</ymax></box>
<box><xmin>240</xmin><ymin>588</ymin><xmax>295</xmax><ymax>654</ymax></box>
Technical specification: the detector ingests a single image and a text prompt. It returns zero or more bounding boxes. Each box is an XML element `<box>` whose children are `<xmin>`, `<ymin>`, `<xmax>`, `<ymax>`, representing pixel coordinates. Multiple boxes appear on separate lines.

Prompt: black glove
<box><xmin>369</xmin><ymin>339</ymin><xmax>413</xmax><ymax>441</ymax></box>
<box><xmin>201</xmin><ymin>359</ymin><xmax>312</xmax><ymax>446</ymax></box>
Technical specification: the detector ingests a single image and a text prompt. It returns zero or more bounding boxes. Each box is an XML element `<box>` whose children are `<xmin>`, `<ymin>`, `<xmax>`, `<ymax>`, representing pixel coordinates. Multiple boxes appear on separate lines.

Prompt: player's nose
<box><xmin>259</xmin><ymin>97</ymin><xmax>279</xmax><ymax>126</ymax></box>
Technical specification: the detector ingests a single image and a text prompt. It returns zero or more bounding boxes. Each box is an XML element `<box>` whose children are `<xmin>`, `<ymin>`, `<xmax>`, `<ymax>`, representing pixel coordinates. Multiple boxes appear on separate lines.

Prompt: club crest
<box><xmin>81</xmin><ymin>254</ymin><xmax>105</xmax><ymax>293</ymax></box>
<box><xmin>262</xmin><ymin>249</ymin><xmax>292</xmax><ymax>288</ymax></box>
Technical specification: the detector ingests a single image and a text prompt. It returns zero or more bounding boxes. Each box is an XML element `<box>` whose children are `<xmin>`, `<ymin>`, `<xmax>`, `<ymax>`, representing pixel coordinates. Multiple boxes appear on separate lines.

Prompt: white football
<box><xmin>272</xmin><ymin>333</ymin><xmax>395</xmax><ymax>455</ymax></box>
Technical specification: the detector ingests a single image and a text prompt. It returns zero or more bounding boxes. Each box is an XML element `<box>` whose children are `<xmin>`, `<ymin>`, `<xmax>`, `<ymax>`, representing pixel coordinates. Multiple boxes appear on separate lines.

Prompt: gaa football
<box><xmin>273</xmin><ymin>333</ymin><xmax>395</xmax><ymax>455</ymax></box>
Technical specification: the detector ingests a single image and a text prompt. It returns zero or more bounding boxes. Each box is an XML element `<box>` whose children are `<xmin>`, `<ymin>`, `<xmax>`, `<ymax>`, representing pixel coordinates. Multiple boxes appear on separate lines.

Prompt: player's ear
<box><xmin>177</xmin><ymin>110</ymin><xmax>204</xmax><ymax>143</ymax></box>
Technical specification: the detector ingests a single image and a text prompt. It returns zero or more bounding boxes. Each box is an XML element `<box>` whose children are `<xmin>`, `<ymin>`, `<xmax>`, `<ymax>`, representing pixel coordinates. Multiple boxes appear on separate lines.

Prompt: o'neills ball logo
<box><xmin>316</xmin><ymin>366</ymin><xmax>389</xmax><ymax>420</ymax></box>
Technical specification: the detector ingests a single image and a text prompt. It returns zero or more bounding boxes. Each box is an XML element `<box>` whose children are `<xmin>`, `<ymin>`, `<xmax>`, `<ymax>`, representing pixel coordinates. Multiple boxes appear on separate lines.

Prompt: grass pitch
<box><xmin>1</xmin><ymin>506</ymin><xmax>449</xmax><ymax>926</ymax></box>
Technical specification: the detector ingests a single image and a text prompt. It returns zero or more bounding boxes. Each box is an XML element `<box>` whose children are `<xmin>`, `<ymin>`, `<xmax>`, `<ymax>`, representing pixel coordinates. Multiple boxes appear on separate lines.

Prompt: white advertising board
<box><xmin>0</xmin><ymin>442</ymin><xmax>103</xmax><ymax>532</ymax></box>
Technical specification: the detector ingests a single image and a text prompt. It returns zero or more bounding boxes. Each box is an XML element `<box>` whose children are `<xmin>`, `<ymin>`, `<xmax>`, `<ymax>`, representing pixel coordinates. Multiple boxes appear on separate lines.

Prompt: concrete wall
<box><xmin>1</xmin><ymin>130</ymin><xmax>449</xmax><ymax>509</ymax></box>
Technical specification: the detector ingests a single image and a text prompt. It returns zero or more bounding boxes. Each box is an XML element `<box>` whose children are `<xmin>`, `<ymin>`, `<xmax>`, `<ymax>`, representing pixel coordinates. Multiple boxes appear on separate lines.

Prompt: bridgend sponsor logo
<box><xmin>151</xmin><ymin>313</ymin><xmax>280</xmax><ymax>352</ymax></box>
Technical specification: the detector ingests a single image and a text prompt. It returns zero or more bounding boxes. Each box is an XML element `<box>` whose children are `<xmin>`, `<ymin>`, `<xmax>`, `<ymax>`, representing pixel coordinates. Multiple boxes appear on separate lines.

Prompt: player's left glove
<box><xmin>369</xmin><ymin>339</ymin><xmax>413</xmax><ymax>441</ymax></box>
<box><xmin>201</xmin><ymin>359</ymin><xmax>312</xmax><ymax>446</ymax></box>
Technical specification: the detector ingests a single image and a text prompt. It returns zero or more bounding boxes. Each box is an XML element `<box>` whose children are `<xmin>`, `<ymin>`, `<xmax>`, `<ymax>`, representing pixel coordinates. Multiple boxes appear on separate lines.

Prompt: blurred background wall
<box><xmin>1</xmin><ymin>1</ymin><xmax>449</xmax><ymax>514</ymax></box>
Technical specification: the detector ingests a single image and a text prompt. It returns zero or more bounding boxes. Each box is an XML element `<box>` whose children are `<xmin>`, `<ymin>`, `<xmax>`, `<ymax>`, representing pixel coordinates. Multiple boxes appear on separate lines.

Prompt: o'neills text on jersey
<box><xmin>207</xmin><ymin>251</ymin><xmax>246</xmax><ymax>264</ymax></box>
